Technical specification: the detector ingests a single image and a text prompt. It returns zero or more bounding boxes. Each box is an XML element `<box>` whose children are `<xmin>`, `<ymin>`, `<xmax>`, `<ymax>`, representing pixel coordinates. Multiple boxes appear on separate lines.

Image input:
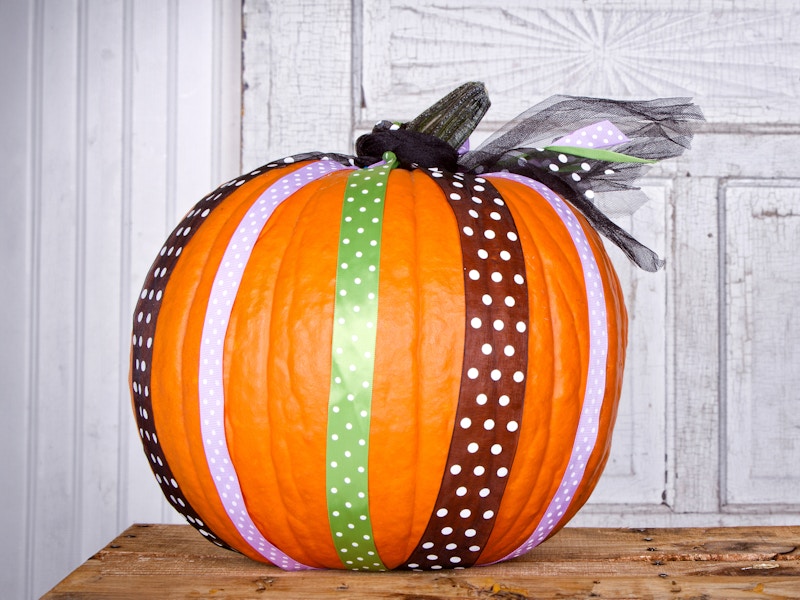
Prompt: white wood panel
<box><xmin>123</xmin><ymin>0</ymin><xmax>244</xmax><ymax>530</ymax></box>
<box><xmin>361</xmin><ymin>0</ymin><xmax>800</xmax><ymax>127</ymax></box>
<box><xmin>122</xmin><ymin>0</ymin><xmax>174</xmax><ymax>530</ymax></box>
<box><xmin>588</xmin><ymin>182</ymin><xmax>669</xmax><ymax>507</ymax></box>
<box><xmin>671</xmin><ymin>175</ymin><xmax>722</xmax><ymax>515</ymax></box>
<box><xmin>78</xmin><ymin>0</ymin><xmax>126</xmax><ymax>563</ymax></box>
<box><xmin>241</xmin><ymin>0</ymin><xmax>353</xmax><ymax>170</ymax></box>
<box><xmin>724</xmin><ymin>180</ymin><xmax>800</xmax><ymax>506</ymax></box>
<box><xmin>30</xmin><ymin>3</ymin><xmax>82</xmax><ymax>593</ymax></box>
<box><xmin>0</xmin><ymin>1</ymin><xmax>242</xmax><ymax>597</ymax></box>
<box><xmin>241</xmin><ymin>0</ymin><xmax>800</xmax><ymax>531</ymax></box>
<box><xmin>0</xmin><ymin>3</ymin><xmax>34</xmax><ymax>599</ymax></box>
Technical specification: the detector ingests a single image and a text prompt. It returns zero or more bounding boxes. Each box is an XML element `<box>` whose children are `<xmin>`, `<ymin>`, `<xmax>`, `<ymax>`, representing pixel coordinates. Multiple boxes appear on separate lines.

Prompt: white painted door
<box><xmin>2</xmin><ymin>1</ymin><xmax>241</xmax><ymax>597</ymax></box>
<box><xmin>242</xmin><ymin>0</ymin><xmax>800</xmax><ymax>526</ymax></box>
<box><xmin>5</xmin><ymin>1</ymin><xmax>798</xmax><ymax>598</ymax></box>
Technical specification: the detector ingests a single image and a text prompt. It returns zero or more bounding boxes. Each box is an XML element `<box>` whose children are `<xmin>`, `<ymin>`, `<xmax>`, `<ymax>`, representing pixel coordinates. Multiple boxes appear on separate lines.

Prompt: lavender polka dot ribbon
<box><xmin>197</xmin><ymin>159</ymin><xmax>353</xmax><ymax>569</ymax></box>
<box><xmin>131</xmin><ymin>165</ymin><xmax>276</xmax><ymax>550</ymax></box>
<box><xmin>488</xmin><ymin>172</ymin><xmax>609</xmax><ymax>562</ymax></box>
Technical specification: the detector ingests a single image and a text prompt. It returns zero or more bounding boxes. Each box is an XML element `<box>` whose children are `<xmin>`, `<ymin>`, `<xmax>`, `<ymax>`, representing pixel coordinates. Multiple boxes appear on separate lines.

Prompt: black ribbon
<box><xmin>356</xmin><ymin>122</ymin><xmax>459</xmax><ymax>171</ymax></box>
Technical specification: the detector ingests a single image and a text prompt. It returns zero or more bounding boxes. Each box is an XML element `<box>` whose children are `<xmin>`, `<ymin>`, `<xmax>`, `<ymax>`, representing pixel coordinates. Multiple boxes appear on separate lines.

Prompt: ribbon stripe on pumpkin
<box><xmin>197</xmin><ymin>159</ymin><xmax>353</xmax><ymax>570</ymax></box>
<box><xmin>489</xmin><ymin>172</ymin><xmax>609</xmax><ymax>562</ymax></box>
<box><xmin>403</xmin><ymin>170</ymin><xmax>530</xmax><ymax>570</ymax></box>
<box><xmin>131</xmin><ymin>163</ymin><xmax>283</xmax><ymax>552</ymax></box>
<box><xmin>325</xmin><ymin>154</ymin><xmax>397</xmax><ymax>571</ymax></box>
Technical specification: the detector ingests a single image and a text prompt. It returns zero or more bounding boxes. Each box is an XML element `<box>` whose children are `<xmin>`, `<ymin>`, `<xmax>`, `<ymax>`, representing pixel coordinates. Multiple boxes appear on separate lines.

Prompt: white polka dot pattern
<box><xmin>130</xmin><ymin>163</ymin><xmax>277</xmax><ymax>550</ymax></box>
<box><xmin>131</xmin><ymin>152</ymin><xmax>353</xmax><ymax>559</ymax></box>
<box><xmin>487</xmin><ymin>172</ymin><xmax>609</xmax><ymax>562</ymax></box>
<box><xmin>403</xmin><ymin>170</ymin><xmax>529</xmax><ymax>570</ymax></box>
<box><xmin>551</xmin><ymin>119</ymin><xmax>629</xmax><ymax>148</ymax></box>
<box><xmin>198</xmin><ymin>159</ymin><xmax>352</xmax><ymax>569</ymax></box>
<box><xmin>325</xmin><ymin>159</ymin><xmax>393</xmax><ymax>571</ymax></box>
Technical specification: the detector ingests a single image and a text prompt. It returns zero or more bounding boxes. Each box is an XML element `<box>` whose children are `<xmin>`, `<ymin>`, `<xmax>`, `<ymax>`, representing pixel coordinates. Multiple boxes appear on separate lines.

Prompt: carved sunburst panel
<box><xmin>361</xmin><ymin>1</ymin><xmax>800</xmax><ymax>125</ymax></box>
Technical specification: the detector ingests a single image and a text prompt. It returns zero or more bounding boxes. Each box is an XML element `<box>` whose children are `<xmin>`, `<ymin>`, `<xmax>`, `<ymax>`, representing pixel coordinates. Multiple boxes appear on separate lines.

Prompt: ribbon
<box><xmin>325</xmin><ymin>152</ymin><xmax>397</xmax><ymax>571</ymax></box>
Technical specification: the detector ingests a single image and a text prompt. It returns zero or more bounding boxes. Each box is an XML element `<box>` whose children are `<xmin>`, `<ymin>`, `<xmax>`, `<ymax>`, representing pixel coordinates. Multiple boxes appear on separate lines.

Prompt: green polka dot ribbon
<box><xmin>326</xmin><ymin>152</ymin><xmax>397</xmax><ymax>570</ymax></box>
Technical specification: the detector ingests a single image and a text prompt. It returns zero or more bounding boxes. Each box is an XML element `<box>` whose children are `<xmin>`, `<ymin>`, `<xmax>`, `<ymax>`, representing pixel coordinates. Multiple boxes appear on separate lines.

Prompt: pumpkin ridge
<box><xmin>130</xmin><ymin>166</ymin><xmax>276</xmax><ymax>548</ymax></box>
<box><xmin>247</xmin><ymin>174</ymin><xmax>317</xmax><ymax>563</ymax></box>
<box><xmin>408</xmin><ymin>171</ymin><xmax>423</xmax><ymax>560</ymax></box>
<box><xmin>401</xmin><ymin>171</ymin><xmax>530</xmax><ymax>570</ymax></box>
<box><xmin>254</xmin><ymin>166</ymin><xmax>351</xmax><ymax>567</ymax></box>
<box><xmin>369</xmin><ymin>170</ymin><xmax>426</xmax><ymax>569</ymax></box>
<box><xmin>367</xmin><ymin>169</ymin><xmax>465</xmax><ymax>568</ymax></box>
<box><xmin>479</xmin><ymin>178</ymin><xmax>586</xmax><ymax>561</ymax></box>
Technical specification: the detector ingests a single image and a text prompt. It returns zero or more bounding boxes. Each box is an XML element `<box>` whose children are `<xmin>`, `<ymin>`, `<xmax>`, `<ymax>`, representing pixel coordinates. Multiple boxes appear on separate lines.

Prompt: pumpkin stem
<box><xmin>405</xmin><ymin>82</ymin><xmax>490</xmax><ymax>151</ymax></box>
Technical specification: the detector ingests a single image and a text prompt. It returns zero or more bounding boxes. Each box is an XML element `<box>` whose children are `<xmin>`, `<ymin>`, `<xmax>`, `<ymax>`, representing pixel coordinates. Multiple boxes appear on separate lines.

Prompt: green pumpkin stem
<box><xmin>405</xmin><ymin>82</ymin><xmax>490</xmax><ymax>151</ymax></box>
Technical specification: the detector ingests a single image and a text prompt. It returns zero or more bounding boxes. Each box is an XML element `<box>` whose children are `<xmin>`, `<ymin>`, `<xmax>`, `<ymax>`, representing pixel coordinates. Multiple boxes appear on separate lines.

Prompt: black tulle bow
<box><xmin>355</xmin><ymin>122</ymin><xmax>459</xmax><ymax>171</ymax></box>
<box><xmin>459</xmin><ymin>95</ymin><xmax>704</xmax><ymax>271</ymax></box>
<box><xmin>353</xmin><ymin>92</ymin><xmax>703</xmax><ymax>272</ymax></box>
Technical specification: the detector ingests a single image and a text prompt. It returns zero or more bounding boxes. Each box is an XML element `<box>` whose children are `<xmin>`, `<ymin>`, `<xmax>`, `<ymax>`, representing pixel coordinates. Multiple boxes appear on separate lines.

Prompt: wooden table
<box><xmin>44</xmin><ymin>524</ymin><xmax>799</xmax><ymax>599</ymax></box>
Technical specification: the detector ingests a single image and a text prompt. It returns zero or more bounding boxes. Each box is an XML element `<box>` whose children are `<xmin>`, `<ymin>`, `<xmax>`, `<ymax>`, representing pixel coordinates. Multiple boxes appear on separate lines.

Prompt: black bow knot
<box><xmin>355</xmin><ymin>124</ymin><xmax>459</xmax><ymax>171</ymax></box>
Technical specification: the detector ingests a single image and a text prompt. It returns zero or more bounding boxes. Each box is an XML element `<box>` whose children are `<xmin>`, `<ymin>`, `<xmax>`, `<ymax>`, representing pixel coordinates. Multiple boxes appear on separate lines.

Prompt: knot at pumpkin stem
<box><xmin>355</xmin><ymin>82</ymin><xmax>490</xmax><ymax>172</ymax></box>
<box><xmin>356</xmin><ymin>125</ymin><xmax>459</xmax><ymax>171</ymax></box>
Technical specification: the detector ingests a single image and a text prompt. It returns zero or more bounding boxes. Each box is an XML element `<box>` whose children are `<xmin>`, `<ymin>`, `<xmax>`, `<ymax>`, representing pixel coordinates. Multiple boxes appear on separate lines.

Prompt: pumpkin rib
<box><xmin>477</xmin><ymin>179</ymin><xmax>592</xmax><ymax>562</ymax></box>
<box><xmin>363</xmin><ymin>172</ymin><xmax>422</xmax><ymax>567</ymax></box>
<box><xmin>247</xmin><ymin>183</ymin><xmax>311</xmax><ymax>564</ymax></box>
<box><xmin>255</xmin><ymin>170</ymin><xmax>349</xmax><ymax>568</ymax></box>
<box><xmin>403</xmin><ymin>169</ymin><xmax>463</xmax><ymax>561</ymax></box>
<box><xmin>406</xmin><ymin>170</ymin><xmax>424</xmax><ymax>561</ymax></box>
<box><xmin>490</xmin><ymin>192</ymin><xmax>559</xmax><ymax>553</ymax></box>
<box><xmin>197</xmin><ymin>171</ymin><xmax>337</xmax><ymax>564</ymax></box>
<box><xmin>369</xmin><ymin>169</ymin><xmax>466</xmax><ymax>568</ymax></box>
<box><xmin>275</xmin><ymin>175</ymin><xmax>332</xmax><ymax>566</ymax></box>
<box><xmin>155</xmin><ymin>172</ymin><xmax>294</xmax><ymax>563</ymax></box>
<box><xmin>384</xmin><ymin>168</ymin><xmax>424</xmax><ymax>565</ymax></box>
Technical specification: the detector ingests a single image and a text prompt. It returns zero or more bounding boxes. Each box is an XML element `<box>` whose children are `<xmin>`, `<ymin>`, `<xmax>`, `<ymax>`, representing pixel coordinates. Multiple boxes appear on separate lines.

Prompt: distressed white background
<box><xmin>2</xmin><ymin>1</ymin><xmax>799</xmax><ymax>597</ymax></box>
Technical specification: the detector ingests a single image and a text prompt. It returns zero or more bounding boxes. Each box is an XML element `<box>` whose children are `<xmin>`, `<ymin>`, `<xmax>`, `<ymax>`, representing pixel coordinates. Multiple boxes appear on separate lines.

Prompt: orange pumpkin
<box><xmin>130</xmin><ymin>83</ymin><xmax>701</xmax><ymax>571</ymax></box>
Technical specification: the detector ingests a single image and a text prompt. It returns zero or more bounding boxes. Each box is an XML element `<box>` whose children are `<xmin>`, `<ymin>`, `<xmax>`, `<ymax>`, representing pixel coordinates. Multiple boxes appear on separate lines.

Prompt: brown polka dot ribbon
<box><xmin>130</xmin><ymin>171</ymin><xmax>267</xmax><ymax>549</ymax></box>
<box><xmin>403</xmin><ymin>169</ymin><xmax>530</xmax><ymax>570</ymax></box>
<box><xmin>130</xmin><ymin>155</ymin><xmax>341</xmax><ymax>550</ymax></box>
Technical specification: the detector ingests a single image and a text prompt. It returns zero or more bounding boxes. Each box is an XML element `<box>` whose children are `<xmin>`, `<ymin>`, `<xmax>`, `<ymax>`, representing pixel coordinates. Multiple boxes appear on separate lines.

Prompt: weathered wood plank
<box><xmin>241</xmin><ymin>0</ymin><xmax>354</xmax><ymax>171</ymax></box>
<box><xmin>360</xmin><ymin>0</ymin><xmax>800</xmax><ymax>127</ymax></box>
<box><xmin>724</xmin><ymin>180</ymin><xmax>800</xmax><ymax>506</ymax></box>
<box><xmin>671</xmin><ymin>176</ymin><xmax>721</xmax><ymax>515</ymax></box>
<box><xmin>43</xmin><ymin>525</ymin><xmax>800</xmax><ymax>599</ymax></box>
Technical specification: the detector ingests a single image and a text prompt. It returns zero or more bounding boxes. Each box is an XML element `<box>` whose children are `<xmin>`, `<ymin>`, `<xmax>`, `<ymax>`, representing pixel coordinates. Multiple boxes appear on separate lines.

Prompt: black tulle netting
<box><xmin>457</xmin><ymin>95</ymin><xmax>704</xmax><ymax>271</ymax></box>
<box><xmin>269</xmin><ymin>95</ymin><xmax>703</xmax><ymax>272</ymax></box>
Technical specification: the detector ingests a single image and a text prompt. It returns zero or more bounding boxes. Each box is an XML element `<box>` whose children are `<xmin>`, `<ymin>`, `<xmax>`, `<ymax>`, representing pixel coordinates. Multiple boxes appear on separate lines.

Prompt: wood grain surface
<box><xmin>44</xmin><ymin>524</ymin><xmax>800</xmax><ymax>599</ymax></box>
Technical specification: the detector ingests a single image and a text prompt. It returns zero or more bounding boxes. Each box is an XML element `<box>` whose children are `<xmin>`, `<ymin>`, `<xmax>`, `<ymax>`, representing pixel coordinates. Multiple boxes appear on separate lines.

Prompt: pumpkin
<box><xmin>130</xmin><ymin>83</ymin><xmax>700</xmax><ymax>570</ymax></box>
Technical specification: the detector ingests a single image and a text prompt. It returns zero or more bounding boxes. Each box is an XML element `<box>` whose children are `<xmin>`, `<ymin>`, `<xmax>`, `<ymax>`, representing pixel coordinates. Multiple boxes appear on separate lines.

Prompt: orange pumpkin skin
<box><xmin>130</xmin><ymin>155</ymin><xmax>626</xmax><ymax>570</ymax></box>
